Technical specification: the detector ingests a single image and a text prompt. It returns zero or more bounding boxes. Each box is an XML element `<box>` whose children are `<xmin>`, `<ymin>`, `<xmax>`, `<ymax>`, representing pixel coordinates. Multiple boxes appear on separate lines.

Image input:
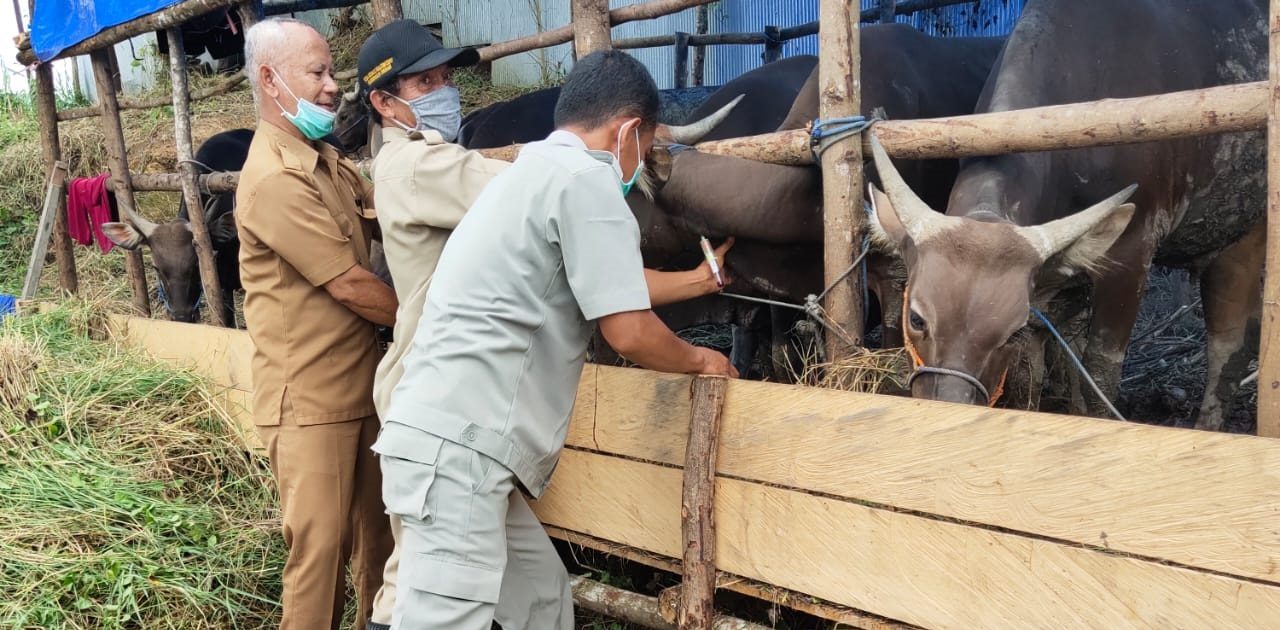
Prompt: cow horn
<box><xmin>661</xmin><ymin>94</ymin><xmax>744</xmax><ymax>145</ymax></box>
<box><xmin>122</xmin><ymin>202</ymin><xmax>158</xmax><ymax>238</ymax></box>
<box><xmin>867</xmin><ymin>133</ymin><xmax>941</xmax><ymax>240</ymax></box>
<box><xmin>1020</xmin><ymin>184</ymin><xmax>1138</xmax><ymax>261</ymax></box>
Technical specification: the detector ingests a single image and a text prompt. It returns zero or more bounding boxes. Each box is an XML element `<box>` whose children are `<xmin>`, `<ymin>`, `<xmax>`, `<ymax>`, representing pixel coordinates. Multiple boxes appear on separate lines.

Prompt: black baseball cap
<box><xmin>358</xmin><ymin>19</ymin><xmax>479</xmax><ymax>94</ymax></box>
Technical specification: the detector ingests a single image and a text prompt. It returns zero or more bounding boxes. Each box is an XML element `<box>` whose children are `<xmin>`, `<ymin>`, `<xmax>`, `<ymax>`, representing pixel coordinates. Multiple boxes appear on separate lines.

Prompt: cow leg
<box><xmin>221</xmin><ymin>291</ymin><xmax>237</xmax><ymax>329</ymax></box>
<box><xmin>729</xmin><ymin>324</ymin><xmax>758</xmax><ymax>378</ymax></box>
<box><xmin>1194</xmin><ymin>221</ymin><xmax>1264</xmax><ymax>432</ymax></box>
<box><xmin>1079</xmin><ymin>232</ymin><xmax>1157</xmax><ymax>419</ymax></box>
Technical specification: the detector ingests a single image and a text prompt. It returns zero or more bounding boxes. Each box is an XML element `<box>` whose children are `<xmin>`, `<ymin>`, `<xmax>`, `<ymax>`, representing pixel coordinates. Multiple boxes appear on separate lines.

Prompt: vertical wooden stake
<box><xmin>370</xmin><ymin>0</ymin><xmax>403</xmax><ymax>28</ymax></box>
<box><xmin>674</xmin><ymin>32</ymin><xmax>691</xmax><ymax>89</ymax></box>
<box><xmin>168</xmin><ymin>28</ymin><xmax>227</xmax><ymax>327</ymax></box>
<box><xmin>762</xmin><ymin>25</ymin><xmax>782</xmax><ymax>64</ymax></box>
<box><xmin>91</xmin><ymin>49</ymin><xmax>151</xmax><ymax>317</ymax></box>
<box><xmin>678</xmin><ymin>375</ymin><xmax>728</xmax><ymax>630</ymax></box>
<box><xmin>819</xmin><ymin>0</ymin><xmax>865</xmax><ymax>361</ymax></box>
<box><xmin>878</xmin><ymin>0</ymin><xmax>896</xmax><ymax>23</ymax></box>
<box><xmin>691</xmin><ymin>4</ymin><xmax>708</xmax><ymax>86</ymax></box>
<box><xmin>1261</xmin><ymin>0</ymin><xmax>1280</xmax><ymax>437</ymax></box>
<box><xmin>21</xmin><ymin>162</ymin><xmax>67</xmax><ymax>299</ymax></box>
<box><xmin>33</xmin><ymin>62</ymin><xmax>77</xmax><ymax>295</ymax></box>
<box><xmin>572</xmin><ymin>0</ymin><xmax>612</xmax><ymax>60</ymax></box>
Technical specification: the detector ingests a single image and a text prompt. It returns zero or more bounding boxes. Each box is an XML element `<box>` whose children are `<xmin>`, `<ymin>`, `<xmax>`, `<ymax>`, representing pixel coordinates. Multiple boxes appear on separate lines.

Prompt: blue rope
<box><xmin>1030</xmin><ymin>307</ymin><xmax>1126</xmax><ymax>421</ymax></box>
<box><xmin>811</xmin><ymin>115</ymin><xmax>879</xmax><ymax>162</ymax></box>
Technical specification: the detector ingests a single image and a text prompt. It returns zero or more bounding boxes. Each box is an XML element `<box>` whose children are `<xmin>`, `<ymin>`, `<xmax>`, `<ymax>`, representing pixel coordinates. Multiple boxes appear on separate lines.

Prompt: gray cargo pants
<box><xmin>372</xmin><ymin>421</ymin><xmax>573</xmax><ymax>630</ymax></box>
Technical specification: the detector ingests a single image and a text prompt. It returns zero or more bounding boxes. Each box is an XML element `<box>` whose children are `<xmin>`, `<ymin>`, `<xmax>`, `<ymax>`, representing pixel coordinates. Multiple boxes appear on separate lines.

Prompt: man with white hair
<box><xmin>234</xmin><ymin>17</ymin><xmax>395</xmax><ymax>630</ymax></box>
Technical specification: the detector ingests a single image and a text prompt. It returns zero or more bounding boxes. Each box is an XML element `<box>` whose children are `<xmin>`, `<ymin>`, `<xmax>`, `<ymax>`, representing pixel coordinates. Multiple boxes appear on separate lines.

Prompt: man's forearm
<box><xmin>341</xmin><ymin>279</ymin><xmax>398</xmax><ymax>326</ymax></box>
<box><xmin>645</xmin><ymin>268</ymin><xmax>715</xmax><ymax>307</ymax></box>
<box><xmin>602</xmin><ymin>311</ymin><xmax>705</xmax><ymax>373</ymax></box>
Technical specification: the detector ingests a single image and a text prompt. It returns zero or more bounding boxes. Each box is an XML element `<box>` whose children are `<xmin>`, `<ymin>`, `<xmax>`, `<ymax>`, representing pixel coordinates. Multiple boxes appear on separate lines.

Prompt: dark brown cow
<box><xmin>868</xmin><ymin>0</ymin><xmax>1266</xmax><ymax>430</ymax></box>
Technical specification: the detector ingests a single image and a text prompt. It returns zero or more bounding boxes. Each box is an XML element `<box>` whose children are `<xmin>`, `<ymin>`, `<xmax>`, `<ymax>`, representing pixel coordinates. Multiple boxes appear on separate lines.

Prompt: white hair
<box><xmin>244</xmin><ymin>17</ymin><xmax>313</xmax><ymax>107</ymax></box>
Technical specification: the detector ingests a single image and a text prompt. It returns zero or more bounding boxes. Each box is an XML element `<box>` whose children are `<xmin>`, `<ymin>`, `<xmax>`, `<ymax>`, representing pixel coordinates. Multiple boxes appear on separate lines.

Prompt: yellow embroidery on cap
<box><xmin>364</xmin><ymin>58</ymin><xmax>393</xmax><ymax>85</ymax></box>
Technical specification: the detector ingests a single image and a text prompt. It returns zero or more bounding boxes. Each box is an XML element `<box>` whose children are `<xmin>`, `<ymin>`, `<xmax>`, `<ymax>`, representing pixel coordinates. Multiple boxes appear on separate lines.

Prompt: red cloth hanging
<box><xmin>66</xmin><ymin>174</ymin><xmax>118</xmax><ymax>254</ymax></box>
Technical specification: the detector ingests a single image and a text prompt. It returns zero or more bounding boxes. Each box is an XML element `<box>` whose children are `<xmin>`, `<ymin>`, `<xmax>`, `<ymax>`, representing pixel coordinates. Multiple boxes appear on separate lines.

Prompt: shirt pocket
<box><xmin>372</xmin><ymin>423</ymin><xmax>445</xmax><ymax>522</ymax></box>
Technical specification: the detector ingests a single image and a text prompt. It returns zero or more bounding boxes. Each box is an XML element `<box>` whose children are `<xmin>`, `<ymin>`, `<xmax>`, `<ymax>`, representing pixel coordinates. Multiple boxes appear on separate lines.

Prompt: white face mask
<box><xmin>612</xmin><ymin>123</ymin><xmax>644</xmax><ymax>196</ymax></box>
<box><xmin>387</xmin><ymin>85</ymin><xmax>462</xmax><ymax>142</ymax></box>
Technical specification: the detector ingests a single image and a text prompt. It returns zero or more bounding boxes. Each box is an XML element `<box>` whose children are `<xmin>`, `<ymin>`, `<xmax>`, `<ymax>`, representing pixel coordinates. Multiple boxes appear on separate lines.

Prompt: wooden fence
<box><xmin>104</xmin><ymin>313</ymin><xmax>1280</xmax><ymax>629</ymax></box>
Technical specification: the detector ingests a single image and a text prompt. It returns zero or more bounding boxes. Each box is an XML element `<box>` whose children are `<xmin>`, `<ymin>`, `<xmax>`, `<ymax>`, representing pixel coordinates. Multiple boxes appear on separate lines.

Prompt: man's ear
<box><xmin>259</xmin><ymin>64</ymin><xmax>280</xmax><ymax>100</ymax></box>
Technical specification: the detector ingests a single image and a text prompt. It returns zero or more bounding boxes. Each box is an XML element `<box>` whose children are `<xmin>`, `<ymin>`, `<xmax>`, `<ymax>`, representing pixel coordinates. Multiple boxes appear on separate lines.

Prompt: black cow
<box><xmin>868</xmin><ymin>0</ymin><xmax>1265</xmax><ymax>429</ymax></box>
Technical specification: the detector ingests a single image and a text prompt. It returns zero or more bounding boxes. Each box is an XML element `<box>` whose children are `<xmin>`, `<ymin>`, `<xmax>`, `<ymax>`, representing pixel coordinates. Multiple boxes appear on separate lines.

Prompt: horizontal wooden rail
<box><xmin>693</xmin><ymin>80</ymin><xmax>1267</xmax><ymax>164</ymax></box>
<box><xmin>112</xmin><ymin>171</ymin><xmax>241</xmax><ymax>194</ymax></box>
<box><xmin>478</xmin><ymin>0</ymin><xmax>716</xmax><ymax>62</ymax></box>
<box><xmin>56</xmin><ymin>76</ymin><xmax>246</xmax><ymax>122</ymax></box>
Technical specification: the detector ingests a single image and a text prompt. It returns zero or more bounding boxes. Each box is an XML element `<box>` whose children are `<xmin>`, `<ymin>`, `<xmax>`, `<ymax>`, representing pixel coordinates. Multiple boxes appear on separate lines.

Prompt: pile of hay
<box><xmin>0</xmin><ymin>300</ymin><xmax>284</xmax><ymax>628</ymax></box>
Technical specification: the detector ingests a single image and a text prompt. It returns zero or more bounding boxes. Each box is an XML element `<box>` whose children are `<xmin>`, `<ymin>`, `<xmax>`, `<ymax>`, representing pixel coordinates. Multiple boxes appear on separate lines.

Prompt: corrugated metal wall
<box><xmin>287</xmin><ymin>0</ymin><xmax>1027</xmax><ymax>88</ymax></box>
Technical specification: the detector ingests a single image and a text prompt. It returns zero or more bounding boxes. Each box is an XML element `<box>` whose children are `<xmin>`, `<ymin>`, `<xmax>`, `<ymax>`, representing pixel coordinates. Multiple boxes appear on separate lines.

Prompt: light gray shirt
<box><xmin>380</xmin><ymin>130</ymin><xmax>651</xmax><ymax>497</ymax></box>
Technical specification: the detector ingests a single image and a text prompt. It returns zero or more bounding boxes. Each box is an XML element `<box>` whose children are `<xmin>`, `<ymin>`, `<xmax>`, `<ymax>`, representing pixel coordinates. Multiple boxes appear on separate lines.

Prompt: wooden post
<box><xmin>91</xmin><ymin>49</ymin><xmax>151</xmax><ymax>317</ymax></box>
<box><xmin>33</xmin><ymin>61</ymin><xmax>77</xmax><ymax>294</ymax></box>
<box><xmin>762</xmin><ymin>25</ymin><xmax>782</xmax><ymax>64</ymax></box>
<box><xmin>370</xmin><ymin>0</ymin><xmax>402</xmax><ymax>27</ymax></box>
<box><xmin>879</xmin><ymin>0</ymin><xmax>896</xmax><ymax>23</ymax></box>
<box><xmin>819</xmin><ymin>0</ymin><xmax>864</xmax><ymax>360</ymax></box>
<box><xmin>673</xmin><ymin>32</ymin><xmax>691</xmax><ymax>89</ymax></box>
<box><xmin>678</xmin><ymin>375</ymin><xmax>728</xmax><ymax>630</ymax></box>
<box><xmin>237</xmin><ymin>0</ymin><xmax>262</xmax><ymax>29</ymax></box>
<box><xmin>1261</xmin><ymin>0</ymin><xmax>1280</xmax><ymax>437</ymax></box>
<box><xmin>691</xmin><ymin>4</ymin><xmax>708</xmax><ymax>86</ymax></box>
<box><xmin>572</xmin><ymin>0</ymin><xmax>612</xmax><ymax>59</ymax></box>
<box><xmin>167</xmin><ymin>28</ymin><xmax>227</xmax><ymax>327</ymax></box>
<box><xmin>21</xmin><ymin>162</ymin><xmax>68</xmax><ymax>299</ymax></box>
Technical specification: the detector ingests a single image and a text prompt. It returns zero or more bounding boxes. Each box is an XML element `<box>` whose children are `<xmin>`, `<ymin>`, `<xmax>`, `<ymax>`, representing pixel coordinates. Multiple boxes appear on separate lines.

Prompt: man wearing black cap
<box><xmin>356</xmin><ymin>19</ymin><xmax>509</xmax><ymax>630</ymax></box>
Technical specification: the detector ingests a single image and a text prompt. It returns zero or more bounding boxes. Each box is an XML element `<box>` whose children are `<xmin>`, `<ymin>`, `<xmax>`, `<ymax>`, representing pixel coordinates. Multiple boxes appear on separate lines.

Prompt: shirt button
<box><xmin>464</xmin><ymin>430</ymin><xmax>477</xmax><ymax>442</ymax></box>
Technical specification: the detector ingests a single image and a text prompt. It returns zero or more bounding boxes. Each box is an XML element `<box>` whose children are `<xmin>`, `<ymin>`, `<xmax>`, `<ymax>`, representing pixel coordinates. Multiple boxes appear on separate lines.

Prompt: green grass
<box><xmin>0</xmin><ymin>300</ymin><xmax>285</xmax><ymax>629</ymax></box>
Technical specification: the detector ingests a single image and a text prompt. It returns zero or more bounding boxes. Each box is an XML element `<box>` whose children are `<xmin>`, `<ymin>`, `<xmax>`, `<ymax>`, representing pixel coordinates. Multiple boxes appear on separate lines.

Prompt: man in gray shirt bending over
<box><xmin>373</xmin><ymin>50</ymin><xmax>737</xmax><ymax>630</ymax></box>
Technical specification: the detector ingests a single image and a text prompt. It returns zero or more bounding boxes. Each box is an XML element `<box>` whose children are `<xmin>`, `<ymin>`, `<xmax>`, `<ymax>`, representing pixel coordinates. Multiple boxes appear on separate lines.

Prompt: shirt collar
<box><xmin>543</xmin><ymin>129</ymin><xmax>588</xmax><ymax>150</ymax></box>
<box><xmin>382</xmin><ymin>125</ymin><xmax>447</xmax><ymax>145</ymax></box>
<box><xmin>259</xmin><ymin>119</ymin><xmax>341</xmax><ymax>172</ymax></box>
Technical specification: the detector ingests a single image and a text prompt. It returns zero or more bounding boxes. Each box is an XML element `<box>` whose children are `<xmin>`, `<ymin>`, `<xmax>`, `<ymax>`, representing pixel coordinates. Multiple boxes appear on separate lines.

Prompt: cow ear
<box><xmin>868</xmin><ymin>183</ymin><xmax>908</xmax><ymax>253</ymax></box>
<box><xmin>101</xmin><ymin>221</ymin><xmax>146</xmax><ymax>250</ymax></box>
<box><xmin>1042</xmin><ymin>203</ymin><xmax>1135</xmax><ymax>278</ymax></box>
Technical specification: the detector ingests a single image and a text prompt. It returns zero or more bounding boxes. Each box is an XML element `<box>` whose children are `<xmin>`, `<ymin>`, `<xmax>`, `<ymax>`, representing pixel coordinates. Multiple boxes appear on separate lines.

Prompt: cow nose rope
<box><xmin>1030</xmin><ymin>308</ymin><xmax>1126</xmax><ymax>421</ymax></box>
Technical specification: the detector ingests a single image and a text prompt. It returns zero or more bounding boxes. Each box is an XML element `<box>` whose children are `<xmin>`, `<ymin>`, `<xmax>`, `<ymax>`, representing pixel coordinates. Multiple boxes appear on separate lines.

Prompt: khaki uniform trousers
<box><xmin>374</xmin><ymin>422</ymin><xmax>573</xmax><ymax>630</ymax></box>
<box><xmin>259</xmin><ymin>414</ymin><xmax>394</xmax><ymax>630</ymax></box>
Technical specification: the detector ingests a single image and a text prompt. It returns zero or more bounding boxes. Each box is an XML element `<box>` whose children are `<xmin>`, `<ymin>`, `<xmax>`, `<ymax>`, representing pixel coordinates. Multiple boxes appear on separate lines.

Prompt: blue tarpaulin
<box><xmin>29</xmin><ymin>0</ymin><xmax>182</xmax><ymax>62</ymax></box>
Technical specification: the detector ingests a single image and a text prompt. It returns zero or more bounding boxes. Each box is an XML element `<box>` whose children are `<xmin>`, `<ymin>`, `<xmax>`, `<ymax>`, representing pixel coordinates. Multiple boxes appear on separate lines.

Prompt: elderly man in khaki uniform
<box><xmin>235</xmin><ymin>18</ymin><xmax>396</xmax><ymax>630</ymax></box>
<box><xmin>356</xmin><ymin>21</ymin><xmax>737</xmax><ymax>630</ymax></box>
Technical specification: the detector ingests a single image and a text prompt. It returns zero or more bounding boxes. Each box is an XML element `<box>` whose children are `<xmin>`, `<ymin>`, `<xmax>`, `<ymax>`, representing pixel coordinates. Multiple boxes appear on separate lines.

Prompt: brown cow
<box><xmin>867</xmin><ymin>0</ymin><xmax>1266</xmax><ymax>430</ymax></box>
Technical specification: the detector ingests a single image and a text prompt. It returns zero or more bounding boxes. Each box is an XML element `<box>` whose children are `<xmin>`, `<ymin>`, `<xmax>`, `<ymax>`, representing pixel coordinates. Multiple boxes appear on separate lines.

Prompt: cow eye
<box><xmin>908</xmin><ymin>310</ymin><xmax>927</xmax><ymax>333</ymax></box>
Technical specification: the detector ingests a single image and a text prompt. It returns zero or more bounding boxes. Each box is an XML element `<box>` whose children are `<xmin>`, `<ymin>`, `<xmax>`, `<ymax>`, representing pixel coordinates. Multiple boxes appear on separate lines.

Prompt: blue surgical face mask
<box><xmin>391</xmin><ymin>85</ymin><xmax>462</xmax><ymax>142</ymax></box>
<box><xmin>271</xmin><ymin>67</ymin><xmax>336</xmax><ymax>141</ymax></box>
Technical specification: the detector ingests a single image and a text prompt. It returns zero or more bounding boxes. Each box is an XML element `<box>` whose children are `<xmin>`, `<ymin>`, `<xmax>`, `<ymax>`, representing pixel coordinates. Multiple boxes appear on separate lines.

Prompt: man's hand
<box><xmin>693</xmin><ymin>346</ymin><xmax>738</xmax><ymax>378</ymax></box>
<box><xmin>643</xmin><ymin>236</ymin><xmax>736</xmax><ymax>307</ymax></box>
<box><xmin>694</xmin><ymin>236</ymin><xmax>735</xmax><ymax>293</ymax></box>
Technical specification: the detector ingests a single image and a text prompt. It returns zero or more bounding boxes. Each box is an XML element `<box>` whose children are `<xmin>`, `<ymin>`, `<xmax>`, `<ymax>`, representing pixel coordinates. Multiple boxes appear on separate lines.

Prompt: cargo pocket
<box><xmin>372</xmin><ymin>423</ymin><xmax>445</xmax><ymax>522</ymax></box>
<box><xmin>404</xmin><ymin>553</ymin><xmax>504</xmax><ymax>605</ymax></box>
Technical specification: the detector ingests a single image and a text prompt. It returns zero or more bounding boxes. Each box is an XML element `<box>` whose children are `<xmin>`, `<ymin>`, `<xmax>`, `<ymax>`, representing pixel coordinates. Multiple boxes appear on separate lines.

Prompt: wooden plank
<box><xmin>107</xmin><ymin>315</ymin><xmax>254</xmax><ymax>391</ymax></box>
<box><xmin>33</xmin><ymin>61</ymin><xmax>76</xmax><ymax>295</ymax></box>
<box><xmin>1261</xmin><ymin>0</ymin><xmax>1280</xmax><ymax>437</ymax></box>
<box><xmin>570</xmin><ymin>366</ymin><xmax>1280</xmax><ymax>583</ymax></box>
<box><xmin>21</xmin><ymin>162</ymin><xmax>67</xmax><ymax>299</ymax></box>
<box><xmin>91</xmin><ymin>50</ymin><xmax>150</xmax><ymax>317</ymax></box>
<box><xmin>213</xmin><ymin>387</ymin><xmax>260</xmax><ymax>449</ymax></box>
<box><xmin>532</xmin><ymin>449</ymin><xmax>1280</xmax><ymax>630</ymax></box>
<box><xmin>818</xmin><ymin>0</ymin><xmax>864</xmax><ymax>358</ymax></box>
<box><xmin>679</xmin><ymin>376</ymin><xmax>728</xmax><ymax>630</ymax></box>
<box><xmin>167</xmin><ymin>28</ymin><xmax>227</xmax><ymax>328</ymax></box>
<box><xmin>693</xmin><ymin>81</ymin><xmax>1269</xmax><ymax>165</ymax></box>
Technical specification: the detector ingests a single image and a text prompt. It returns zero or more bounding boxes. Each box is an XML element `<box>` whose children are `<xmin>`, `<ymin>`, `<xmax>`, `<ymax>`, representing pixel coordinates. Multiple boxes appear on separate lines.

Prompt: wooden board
<box><xmin>107</xmin><ymin>315</ymin><xmax>254</xmax><ymax>392</ymax></box>
<box><xmin>1261</xmin><ymin>0</ymin><xmax>1280</xmax><ymax>437</ymax></box>
<box><xmin>569</xmin><ymin>366</ymin><xmax>1280</xmax><ymax>583</ymax></box>
<box><xmin>532</xmin><ymin>448</ymin><xmax>1280</xmax><ymax>630</ymax></box>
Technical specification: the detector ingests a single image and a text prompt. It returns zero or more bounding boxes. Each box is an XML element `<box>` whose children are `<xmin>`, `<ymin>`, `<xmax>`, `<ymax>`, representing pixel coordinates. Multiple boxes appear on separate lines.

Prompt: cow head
<box><xmin>332</xmin><ymin>86</ymin><xmax>372</xmax><ymax>157</ymax></box>
<box><xmin>101</xmin><ymin>200</ymin><xmax>236</xmax><ymax>324</ymax></box>
<box><xmin>866</xmin><ymin>135</ymin><xmax>1136</xmax><ymax>405</ymax></box>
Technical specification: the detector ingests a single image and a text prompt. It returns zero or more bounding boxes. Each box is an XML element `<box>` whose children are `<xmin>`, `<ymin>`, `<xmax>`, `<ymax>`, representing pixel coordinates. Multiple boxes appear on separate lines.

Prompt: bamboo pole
<box><xmin>21</xmin><ymin>162</ymin><xmax>67</xmax><ymax>299</ymax></box>
<box><xmin>167</xmin><ymin>28</ymin><xmax>226</xmax><ymax>327</ymax></box>
<box><xmin>237</xmin><ymin>0</ymin><xmax>263</xmax><ymax>30</ymax></box>
<box><xmin>1261</xmin><ymin>0</ymin><xmax>1280</xmax><ymax>437</ymax></box>
<box><xmin>91</xmin><ymin>50</ymin><xmax>151</xmax><ymax>317</ymax></box>
<box><xmin>678</xmin><ymin>376</ymin><xmax>728</xmax><ymax>630</ymax></box>
<box><xmin>572</xmin><ymin>0</ymin><xmax>612</xmax><ymax>59</ymax></box>
<box><xmin>478</xmin><ymin>0</ymin><xmax>716</xmax><ymax>63</ymax></box>
<box><xmin>691</xmin><ymin>5</ymin><xmax>707</xmax><ymax>87</ymax></box>
<box><xmin>691</xmin><ymin>81</ymin><xmax>1270</xmax><ymax>165</ymax></box>
<box><xmin>57</xmin><ymin>75</ymin><xmax>246</xmax><ymax>122</ymax></box>
<box><xmin>18</xmin><ymin>0</ymin><xmax>245</xmax><ymax>65</ymax></box>
<box><xmin>818</xmin><ymin>0</ymin><xmax>864</xmax><ymax>359</ymax></box>
<box><xmin>116</xmin><ymin>171</ymin><xmax>241</xmax><ymax>193</ymax></box>
<box><xmin>370</xmin><ymin>0</ymin><xmax>402</xmax><ymax>27</ymax></box>
<box><xmin>32</xmin><ymin>59</ymin><xmax>77</xmax><ymax>294</ymax></box>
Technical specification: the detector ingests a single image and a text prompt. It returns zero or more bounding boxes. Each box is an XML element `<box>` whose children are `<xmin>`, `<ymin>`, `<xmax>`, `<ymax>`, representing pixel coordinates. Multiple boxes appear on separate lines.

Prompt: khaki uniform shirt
<box><xmin>379</xmin><ymin>131</ymin><xmax>651</xmax><ymax>497</ymax></box>
<box><xmin>370</xmin><ymin>127</ymin><xmax>509</xmax><ymax>417</ymax></box>
<box><xmin>236</xmin><ymin>121</ymin><xmax>381</xmax><ymax>426</ymax></box>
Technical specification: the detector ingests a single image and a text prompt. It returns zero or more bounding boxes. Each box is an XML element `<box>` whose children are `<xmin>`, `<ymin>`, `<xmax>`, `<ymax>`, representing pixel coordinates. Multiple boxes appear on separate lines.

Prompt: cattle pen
<box><xmin>10</xmin><ymin>0</ymin><xmax>1280</xmax><ymax>629</ymax></box>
